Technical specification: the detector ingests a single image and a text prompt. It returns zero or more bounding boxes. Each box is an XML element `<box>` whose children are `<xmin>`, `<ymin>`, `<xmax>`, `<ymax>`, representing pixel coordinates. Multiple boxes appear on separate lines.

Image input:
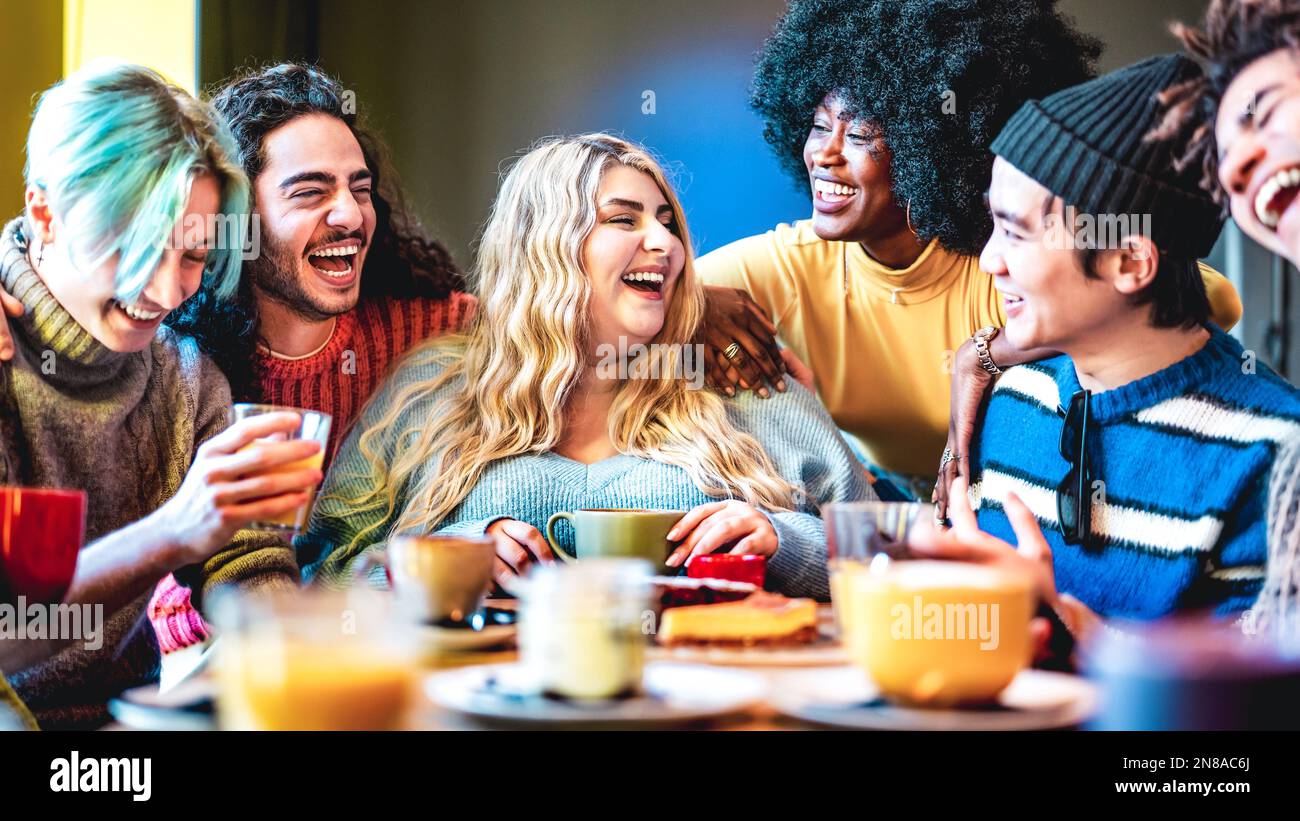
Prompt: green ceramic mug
<box><xmin>545</xmin><ymin>508</ymin><xmax>685</xmax><ymax>571</ymax></box>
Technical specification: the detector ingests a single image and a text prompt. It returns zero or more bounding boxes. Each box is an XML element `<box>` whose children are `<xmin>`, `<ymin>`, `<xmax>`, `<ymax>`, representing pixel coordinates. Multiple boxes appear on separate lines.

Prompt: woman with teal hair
<box><xmin>0</xmin><ymin>61</ymin><xmax>322</xmax><ymax>729</ymax></box>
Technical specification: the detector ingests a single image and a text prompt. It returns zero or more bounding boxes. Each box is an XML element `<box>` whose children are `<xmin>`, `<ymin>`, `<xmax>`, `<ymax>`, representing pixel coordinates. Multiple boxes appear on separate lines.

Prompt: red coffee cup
<box><xmin>686</xmin><ymin>554</ymin><xmax>767</xmax><ymax>588</ymax></box>
<box><xmin>0</xmin><ymin>487</ymin><xmax>86</xmax><ymax>604</ymax></box>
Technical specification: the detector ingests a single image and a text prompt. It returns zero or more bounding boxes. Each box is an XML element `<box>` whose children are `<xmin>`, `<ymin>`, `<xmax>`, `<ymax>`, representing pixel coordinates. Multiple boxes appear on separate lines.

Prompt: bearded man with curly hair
<box><xmin>168</xmin><ymin>63</ymin><xmax>475</xmax><ymax>440</ymax></box>
<box><xmin>695</xmin><ymin>0</ymin><xmax>1243</xmax><ymax>501</ymax></box>
<box><xmin>150</xmin><ymin>63</ymin><xmax>476</xmax><ymax>683</ymax></box>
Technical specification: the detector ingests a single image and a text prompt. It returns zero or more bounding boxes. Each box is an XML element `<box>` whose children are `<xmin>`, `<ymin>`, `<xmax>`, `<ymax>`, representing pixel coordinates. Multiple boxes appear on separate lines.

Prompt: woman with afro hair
<box><xmin>696</xmin><ymin>0</ymin><xmax>1243</xmax><ymax>501</ymax></box>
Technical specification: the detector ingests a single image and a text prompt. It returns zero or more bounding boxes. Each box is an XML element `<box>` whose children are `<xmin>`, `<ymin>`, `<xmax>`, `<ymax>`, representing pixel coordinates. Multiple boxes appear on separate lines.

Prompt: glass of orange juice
<box><xmin>211</xmin><ymin>586</ymin><xmax>417</xmax><ymax>731</ymax></box>
<box><xmin>824</xmin><ymin>501</ymin><xmax>933</xmax><ymax>663</ymax></box>
<box><xmin>229</xmin><ymin>403</ymin><xmax>331</xmax><ymax>532</ymax></box>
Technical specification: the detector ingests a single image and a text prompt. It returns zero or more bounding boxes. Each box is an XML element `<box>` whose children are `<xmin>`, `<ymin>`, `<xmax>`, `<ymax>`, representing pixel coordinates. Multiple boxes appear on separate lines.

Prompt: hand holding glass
<box><xmin>153</xmin><ymin>409</ymin><xmax>324</xmax><ymax>558</ymax></box>
<box><xmin>227</xmin><ymin>404</ymin><xmax>331</xmax><ymax>532</ymax></box>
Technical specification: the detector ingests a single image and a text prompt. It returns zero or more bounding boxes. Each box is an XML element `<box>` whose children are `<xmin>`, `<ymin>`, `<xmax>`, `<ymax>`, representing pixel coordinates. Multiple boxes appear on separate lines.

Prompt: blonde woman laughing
<box><xmin>297</xmin><ymin>134</ymin><xmax>872</xmax><ymax>599</ymax></box>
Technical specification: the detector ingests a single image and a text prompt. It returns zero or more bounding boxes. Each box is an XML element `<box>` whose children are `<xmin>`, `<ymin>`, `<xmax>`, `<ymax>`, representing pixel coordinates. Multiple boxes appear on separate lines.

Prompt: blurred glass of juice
<box><xmin>212</xmin><ymin>587</ymin><xmax>415</xmax><ymax>731</ymax></box>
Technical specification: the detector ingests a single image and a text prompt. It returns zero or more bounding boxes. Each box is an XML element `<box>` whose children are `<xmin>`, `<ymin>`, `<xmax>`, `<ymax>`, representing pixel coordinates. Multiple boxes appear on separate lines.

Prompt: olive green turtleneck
<box><xmin>0</xmin><ymin>218</ymin><xmax>297</xmax><ymax>728</ymax></box>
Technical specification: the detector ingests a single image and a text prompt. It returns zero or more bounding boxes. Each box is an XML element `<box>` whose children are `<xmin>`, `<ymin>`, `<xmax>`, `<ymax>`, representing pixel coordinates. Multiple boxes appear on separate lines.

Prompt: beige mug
<box><xmin>356</xmin><ymin>535</ymin><xmax>496</xmax><ymax>625</ymax></box>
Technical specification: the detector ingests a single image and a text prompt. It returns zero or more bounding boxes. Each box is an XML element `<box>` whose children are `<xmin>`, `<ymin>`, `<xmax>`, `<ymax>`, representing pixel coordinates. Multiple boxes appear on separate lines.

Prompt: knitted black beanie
<box><xmin>990</xmin><ymin>54</ymin><xmax>1224</xmax><ymax>258</ymax></box>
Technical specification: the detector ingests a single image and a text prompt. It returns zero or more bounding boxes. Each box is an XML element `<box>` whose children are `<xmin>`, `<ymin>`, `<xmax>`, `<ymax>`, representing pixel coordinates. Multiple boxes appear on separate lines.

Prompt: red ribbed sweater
<box><xmin>255</xmin><ymin>292</ymin><xmax>477</xmax><ymax>458</ymax></box>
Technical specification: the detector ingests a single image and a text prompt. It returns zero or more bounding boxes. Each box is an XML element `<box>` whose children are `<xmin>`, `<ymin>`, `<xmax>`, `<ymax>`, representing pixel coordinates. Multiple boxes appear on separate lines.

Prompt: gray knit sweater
<box><xmin>298</xmin><ymin>349</ymin><xmax>874</xmax><ymax>601</ymax></box>
<box><xmin>0</xmin><ymin>218</ymin><xmax>297</xmax><ymax>728</ymax></box>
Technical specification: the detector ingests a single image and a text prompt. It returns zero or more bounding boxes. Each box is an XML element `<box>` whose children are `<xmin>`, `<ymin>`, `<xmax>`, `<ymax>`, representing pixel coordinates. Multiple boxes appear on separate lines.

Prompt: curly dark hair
<box><xmin>1151</xmin><ymin>0</ymin><xmax>1300</xmax><ymax>205</ymax></box>
<box><xmin>164</xmin><ymin>62</ymin><xmax>465</xmax><ymax>401</ymax></box>
<box><xmin>750</xmin><ymin>0</ymin><xmax>1102</xmax><ymax>255</ymax></box>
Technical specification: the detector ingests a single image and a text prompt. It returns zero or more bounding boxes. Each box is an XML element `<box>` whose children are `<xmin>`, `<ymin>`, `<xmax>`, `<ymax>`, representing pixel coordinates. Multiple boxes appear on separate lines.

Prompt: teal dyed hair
<box><xmin>24</xmin><ymin>60</ymin><xmax>250</xmax><ymax>303</ymax></box>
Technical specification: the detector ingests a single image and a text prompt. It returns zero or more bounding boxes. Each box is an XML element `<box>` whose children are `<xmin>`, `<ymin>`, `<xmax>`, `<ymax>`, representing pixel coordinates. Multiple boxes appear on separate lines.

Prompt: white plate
<box><xmin>773</xmin><ymin>666</ymin><xmax>1098</xmax><ymax>731</ymax></box>
<box><xmin>649</xmin><ymin>636</ymin><xmax>848</xmax><ymax>668</ymax></box>
<box><xmin>415</xmin><ymin>623</ymin><xmax>517</xmax><ymax>653</ymax></box>
<box><xmin>425</xmin><ymin>661</ymin><xmax>767</xmax><ymax>727</ymax></box>
<box><xmin>108</xmin><ymin>679</ymin><xmax>216</xmax><ymax>731</ymax></box>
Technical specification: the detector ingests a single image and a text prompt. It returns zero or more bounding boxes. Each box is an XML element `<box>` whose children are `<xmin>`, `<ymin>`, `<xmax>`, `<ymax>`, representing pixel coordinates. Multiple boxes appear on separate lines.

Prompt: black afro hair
<box><xmin>751</xmin><ymin>0</ymin><xmax>1102</xmax><ymax>255</ymax></box>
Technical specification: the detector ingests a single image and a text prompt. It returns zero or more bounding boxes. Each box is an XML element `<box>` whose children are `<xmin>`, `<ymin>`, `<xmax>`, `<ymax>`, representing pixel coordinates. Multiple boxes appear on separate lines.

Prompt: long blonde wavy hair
<box><xmin>334</xmin><ymin>134</ymin><xmax>799</xmax><ymax>548</ymax></box>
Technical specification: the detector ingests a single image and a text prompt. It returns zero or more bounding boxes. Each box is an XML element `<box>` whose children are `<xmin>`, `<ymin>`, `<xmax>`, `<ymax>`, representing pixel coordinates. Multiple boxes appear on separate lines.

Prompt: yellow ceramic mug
<box><xmin>848</xmin><ymin>560</ymin><xmax>1034</xmax><ymax>707</ymax></box>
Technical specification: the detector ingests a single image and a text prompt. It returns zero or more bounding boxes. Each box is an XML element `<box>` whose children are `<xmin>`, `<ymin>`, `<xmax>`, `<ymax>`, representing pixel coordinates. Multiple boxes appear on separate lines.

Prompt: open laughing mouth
<box><xmin>812</xmin><ymin>177</ymin><xmax>859</xmax><ymax>215</ymax></box>
<box><xmin>621</xmin><ymin>269</ymin><xmax>666</xmax><ymax>297</ymax></box>
<box><xmin>306</xmin><ymin>242</ymin><xmax>361</xmax><ymax>279</ymax></box>
<box><xmin>113</xmin><ymin>299</ymin><xmax>165</xmax><ymax>327</ymax></box>
<box><xmin>814</xmin><ymin>178</ymin><xmax>859</xmax><ymax>203</ymax></box>
<box><xmin>1255</xmin><ymin>165</ymin><xmax>1300</xmax><ymax>231</ymax></box>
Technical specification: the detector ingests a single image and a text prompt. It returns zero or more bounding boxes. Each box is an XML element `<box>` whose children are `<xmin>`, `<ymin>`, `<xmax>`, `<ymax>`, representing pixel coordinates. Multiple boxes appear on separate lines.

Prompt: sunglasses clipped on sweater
<box><xmin>1056</xmin><ymin>389</ymin><xmax>1094</xmax><ymax>548</ymax></box>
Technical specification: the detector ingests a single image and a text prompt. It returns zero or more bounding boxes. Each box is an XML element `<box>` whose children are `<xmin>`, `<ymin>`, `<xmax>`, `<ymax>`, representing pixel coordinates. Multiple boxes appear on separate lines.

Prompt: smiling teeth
<box><xmin>311</xmin><ymin>262</ymin><xmax>353</xmax><ymax>278</ymax></box>
<box><xmin>814</xmin><ymin>179</ymin><xmax>859</xmax><ymax>197</ymax></box>
<box><xmin>115</xmin><ymin>300</ymin><xmax>163</xmax><ymax>321</ymax></box>
<box><xmin>309</xmin><ymin>245</ymin><xmax>360</xmax><ymax>257</ymax></box>
<box><xmin>623</xmin><ymin>271</ymin><xmax>665</xmax><ymax>284</ymax></box>
<box><xmin>1255</xmin><ymin>167</ymin><xmax>1300</xmax><ymax>228</ymax></box>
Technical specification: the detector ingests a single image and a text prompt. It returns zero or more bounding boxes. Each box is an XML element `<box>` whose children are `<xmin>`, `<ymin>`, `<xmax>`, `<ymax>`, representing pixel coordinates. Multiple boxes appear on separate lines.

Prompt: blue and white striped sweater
<box><xmin>970</xmin><ymin>326</ymin><xmax>1300</xmax><ymax>620</ymax></box>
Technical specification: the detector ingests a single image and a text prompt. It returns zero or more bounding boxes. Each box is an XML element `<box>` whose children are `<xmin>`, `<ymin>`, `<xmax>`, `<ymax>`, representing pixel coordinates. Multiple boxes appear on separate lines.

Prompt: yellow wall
<box><xmin>1</xmin><ymin>0</ymin><xmax>197</xmax><ymax>215</ymax></box>
<box><xmin>63</xmin><ymin>0</ymin><xmax>198</xmax><ymax>91</ymax></box>
<box><xmin>0</xmin><ymin>0</ymin><xmax>62</xmax><ymax>215</ymax></box>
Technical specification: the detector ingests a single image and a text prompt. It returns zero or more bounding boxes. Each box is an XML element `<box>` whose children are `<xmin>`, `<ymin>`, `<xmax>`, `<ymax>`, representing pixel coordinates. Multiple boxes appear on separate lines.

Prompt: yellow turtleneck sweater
<box><xmin>696</xmin><ymin>220</ymin><xmax>1242</xmax><ymax>478</ymax></box>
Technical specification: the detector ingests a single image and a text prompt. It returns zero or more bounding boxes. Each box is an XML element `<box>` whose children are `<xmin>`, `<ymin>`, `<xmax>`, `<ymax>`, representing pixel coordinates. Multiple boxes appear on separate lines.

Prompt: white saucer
<box><xmin>415</xmin><ymin>623</ymin><xmax>517</xmax><ymax>653</ymax></box>
<box><xmin>773</xmin><ymin>666</ymin><xmax>1098</xmax><ymax>731</ymax></box>
<box><xmin>425</xmin><ymin>661</ymin><xmax>767</xmax><ymax>727</ymax></box>
<box><xmin>109</xmin><ymin>678</ymin><xmax>217</xmax><ymax>731</ymax></box>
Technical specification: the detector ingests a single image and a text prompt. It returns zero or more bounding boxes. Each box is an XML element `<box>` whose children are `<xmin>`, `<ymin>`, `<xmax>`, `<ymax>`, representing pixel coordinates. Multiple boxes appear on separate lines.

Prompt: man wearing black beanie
<box><xmin>919</xmin><ymin>55</ymin><xmax>1300</xmax><ymax>648</ymax></box>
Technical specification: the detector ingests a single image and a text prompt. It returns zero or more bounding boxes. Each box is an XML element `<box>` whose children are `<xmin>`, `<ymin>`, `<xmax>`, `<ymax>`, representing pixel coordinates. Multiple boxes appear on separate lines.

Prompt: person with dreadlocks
<box><xmin>1153</xmin><ymin>0</ymin><xmax>1300</xmax><ymax>639</ymax></box>
<box><xmin>695</xmin><ymin>0</ymin><xmax>1243</xmax><ymax>503</ymax></box>
<box><xmin>147</xmin><ymin>63</ymin><xmax>476</xmax><ymax>684</ymax></box>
